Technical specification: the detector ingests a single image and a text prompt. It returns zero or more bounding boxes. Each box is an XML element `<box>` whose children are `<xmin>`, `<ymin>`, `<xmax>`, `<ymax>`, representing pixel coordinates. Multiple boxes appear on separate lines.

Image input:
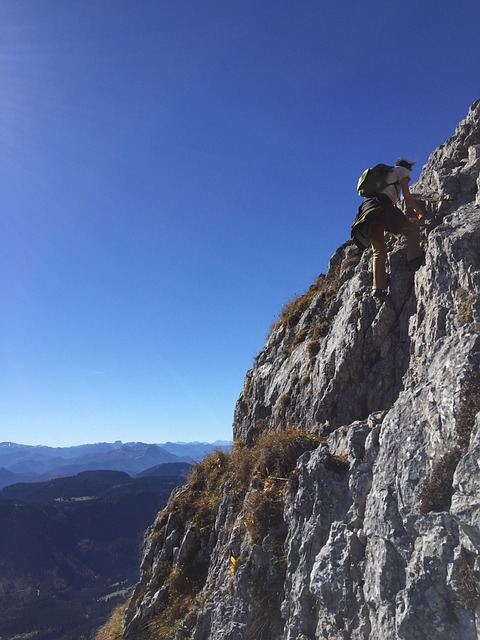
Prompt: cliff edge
<box><xmin>112</xmin><ymin>101</ymin><xmax>480</xmax><ymax>640</ymax></box>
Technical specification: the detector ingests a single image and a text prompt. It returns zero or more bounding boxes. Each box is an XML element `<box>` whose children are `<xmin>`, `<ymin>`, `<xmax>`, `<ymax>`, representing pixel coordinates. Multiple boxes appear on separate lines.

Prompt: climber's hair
<box><xmin>395</xmin><ymin>158</ymin><xmax>416</xmax><ymax>171</ymax></box>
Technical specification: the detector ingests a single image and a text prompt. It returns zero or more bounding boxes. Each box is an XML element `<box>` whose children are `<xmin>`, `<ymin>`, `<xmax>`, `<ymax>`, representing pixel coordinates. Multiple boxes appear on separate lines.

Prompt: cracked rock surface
<box><xmin>122</xmin><ymin>100</ymin><xmax>480</xmax><ymax>640</ymax></box>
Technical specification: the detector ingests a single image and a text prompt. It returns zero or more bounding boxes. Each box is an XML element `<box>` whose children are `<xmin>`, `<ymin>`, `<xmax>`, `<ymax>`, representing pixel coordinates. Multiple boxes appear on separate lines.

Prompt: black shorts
<box><xmin>361</xmin><ymin>194</ymin><xmax>407</xmax><ymax>234</ymax></box>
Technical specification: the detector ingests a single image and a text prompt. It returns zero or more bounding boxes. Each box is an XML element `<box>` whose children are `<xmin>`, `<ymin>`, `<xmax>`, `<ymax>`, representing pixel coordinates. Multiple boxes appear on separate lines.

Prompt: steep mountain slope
<box><xmin>110</xmin><ymin>100</ymin><xmax>480</xmax><ymax>640</ymax></box>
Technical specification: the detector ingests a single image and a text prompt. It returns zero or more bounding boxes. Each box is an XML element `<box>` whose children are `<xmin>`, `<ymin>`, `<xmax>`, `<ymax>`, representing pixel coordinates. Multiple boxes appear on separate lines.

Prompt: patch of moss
<box><xmin>456</xmin><ymin>372</ymin><xmax>480</xmax><ymax>447</ymax></box>
<box><xmin>278</xmin><ymin>393</ymin><xmax>290</xmax><ymax>413</ymax></box>
<box><xmin>456</xmin><ymin>288</ymin><xmax>475</xmax><ymax>325</ymax></box>
<box><xmin>324</xmin><ymin>362</ymin><xmax>336</xmax><ymax>381</ymax></box>
<box><xmin>456</xmin><ymin>554</ymin><xmax>480</xmax><ymax>611</ymax></box>
<box><xmin>307</xmin><ymin>339</ymin><xmax>320</xmax><ymax>361</ymax></box>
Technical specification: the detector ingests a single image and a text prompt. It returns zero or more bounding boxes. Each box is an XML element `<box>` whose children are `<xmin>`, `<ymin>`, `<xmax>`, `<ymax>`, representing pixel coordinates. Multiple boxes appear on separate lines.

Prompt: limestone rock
<box><xmin>121</xmin><ymin>100</ymin><xmax>480</xmax><ymax>640</ymax></box>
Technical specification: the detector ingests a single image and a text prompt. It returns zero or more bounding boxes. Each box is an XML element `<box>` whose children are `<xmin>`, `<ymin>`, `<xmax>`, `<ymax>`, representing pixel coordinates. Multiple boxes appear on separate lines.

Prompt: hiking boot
<box><xmin>408</xmin><ymin>254</ymin><xmax>425</xmax><ymax>272</ymax></box>
<box><xmin>372</xmin><ymin>289</ymin><xmax>388</xmax><ymax>300</ymax></box>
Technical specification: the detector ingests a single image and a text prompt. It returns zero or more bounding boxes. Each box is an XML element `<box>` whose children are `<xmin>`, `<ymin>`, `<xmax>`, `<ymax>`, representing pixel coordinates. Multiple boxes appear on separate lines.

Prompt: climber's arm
<box><xmin>400</xmin><ymin>177</ymin><xmax>424</xmax><ymax>223</ymax></box>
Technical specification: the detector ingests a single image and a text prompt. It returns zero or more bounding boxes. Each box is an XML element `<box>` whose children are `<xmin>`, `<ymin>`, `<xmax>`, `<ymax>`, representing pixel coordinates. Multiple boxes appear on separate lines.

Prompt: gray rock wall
<box><xmin>122</xmin><ymin>101</ymin><xmax>480</xmax><ymax>640</ymax></box>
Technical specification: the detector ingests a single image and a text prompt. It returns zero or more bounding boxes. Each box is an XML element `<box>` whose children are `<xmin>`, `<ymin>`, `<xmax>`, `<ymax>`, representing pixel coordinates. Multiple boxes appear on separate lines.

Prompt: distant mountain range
<box><xmin>0</xmin><ymin>440</ymin><xmax>231</xmax><ymax>489</ymax></box>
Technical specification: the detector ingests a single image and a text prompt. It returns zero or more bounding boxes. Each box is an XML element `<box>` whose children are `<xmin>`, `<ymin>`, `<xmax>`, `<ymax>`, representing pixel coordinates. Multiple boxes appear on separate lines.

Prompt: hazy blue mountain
<box><xmin>159</xmin><ymin>440</ymin><xmax>232</xmax><ymax>460</ymax></box>
<box><xmin>0</xmin><ymin>441</ymin><xmax>231</xmax><ymax>489</ymax></box>
<box><xmin>0</xmin><ymin>467</ymin><xmax>16</xmax><ymax>488</ymax></box>
<box><xmin>136</xmin><ymin>461</ymin><xmax>192</xmax><ymax>478</ymax></box>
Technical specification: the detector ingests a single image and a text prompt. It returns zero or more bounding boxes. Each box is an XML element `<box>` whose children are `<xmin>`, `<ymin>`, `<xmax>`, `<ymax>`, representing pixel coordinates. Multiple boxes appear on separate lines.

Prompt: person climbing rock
<box><xmin>351</xmin><ymin>158</ymin><xmax>425</xmax><ymax>298</ymax></box>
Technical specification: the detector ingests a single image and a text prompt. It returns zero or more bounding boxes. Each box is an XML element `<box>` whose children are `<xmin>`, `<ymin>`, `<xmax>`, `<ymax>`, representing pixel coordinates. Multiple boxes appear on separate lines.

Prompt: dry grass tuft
<box><xmin>457</xmin><ymin>555</ymin><xmax>480</xmax><ymax>611</ymax></box>
<box><xmin>419</xmin><ymin>448</ymin><xmax>462</xmax><ymax>514</ymax></box>
<box><xmin>243</xmin><ymin>429</ymin><xmax>322</xmax><ymax>544</ymax></box>
<box><xmin>92</xmin><ymin>603</ymin><xmax>126</xmax><ymax>640</ymax></box>
<box><xmin>456</xmin><ymin>372</ymin><xmax>480</xmax><ymax>447</ymax></box>
<box><xmin>126</xmin><ymin>429</ymin><xmax>321</xmax><ymax>640</ymax></box>
<box><xmin>273</xmin><ymin>253</ymin><xmax>349</xmax><ymax>361</ymax></box>
<box><xmin>456</xmin><ymin>288</ymin><xmax>475</xmax><ymax>325</ymax></box>
<box><xmin>420</xmin><ymin>370</ymin><xmax>480</xmax><ymax>515</ymax></box>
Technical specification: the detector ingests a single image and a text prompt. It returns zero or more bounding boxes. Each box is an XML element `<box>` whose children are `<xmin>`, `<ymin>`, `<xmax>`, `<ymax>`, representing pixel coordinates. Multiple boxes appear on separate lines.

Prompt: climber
<box><xmin>351</xmin><ymin>158</ymin><xmax>425</xmax><ymax>298</ymax></box>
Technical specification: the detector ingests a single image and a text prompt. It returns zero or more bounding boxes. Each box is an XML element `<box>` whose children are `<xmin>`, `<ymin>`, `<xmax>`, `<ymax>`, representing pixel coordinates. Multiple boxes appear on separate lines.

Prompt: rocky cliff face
<box><xmin>119</xmin><ymin>101</ymin><xmax>480</xmax><ymax>640</ymax></box>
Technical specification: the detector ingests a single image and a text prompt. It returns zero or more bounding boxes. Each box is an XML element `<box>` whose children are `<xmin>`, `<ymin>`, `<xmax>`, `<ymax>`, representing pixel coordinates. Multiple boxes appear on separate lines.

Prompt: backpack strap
<box><xmin>386</xmin><ymin>167</ymin><xmax>401</xmax><ymax>198</ymax></box>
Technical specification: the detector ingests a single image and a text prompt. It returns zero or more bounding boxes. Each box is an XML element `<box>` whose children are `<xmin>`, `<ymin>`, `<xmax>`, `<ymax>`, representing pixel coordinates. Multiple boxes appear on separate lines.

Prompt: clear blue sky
<box><xmin>1</xmin><ymin>1</ymin><xmax>479</xmax><ymax>447</ymax></box>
